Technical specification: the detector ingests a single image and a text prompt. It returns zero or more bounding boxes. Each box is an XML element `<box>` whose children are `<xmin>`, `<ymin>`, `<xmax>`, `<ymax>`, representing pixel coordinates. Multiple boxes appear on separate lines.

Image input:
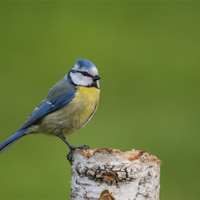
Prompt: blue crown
<box><xmin>76</xmin><ymin>59</ymin><xmax>95</xmax><ymax>69</ymax></box>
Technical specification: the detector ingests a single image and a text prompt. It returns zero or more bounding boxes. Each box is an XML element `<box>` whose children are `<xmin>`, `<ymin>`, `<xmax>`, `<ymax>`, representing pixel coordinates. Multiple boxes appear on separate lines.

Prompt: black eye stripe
<box><xmin>81</xmin><ymin>72</ymin><xmax>90</xmax><ymax>76</ymax></box>
<box><xmin>71</xmin><ymin>70</ymin><xmax>93</xmax><ymax>78</ymax></box>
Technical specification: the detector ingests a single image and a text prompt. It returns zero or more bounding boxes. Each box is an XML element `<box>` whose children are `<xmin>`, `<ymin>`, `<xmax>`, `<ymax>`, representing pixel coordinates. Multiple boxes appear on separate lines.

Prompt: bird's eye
<box><xmin>82</xmin><ymin>72</ymin><xmax>90</xmax><ymax>76</ymax></box>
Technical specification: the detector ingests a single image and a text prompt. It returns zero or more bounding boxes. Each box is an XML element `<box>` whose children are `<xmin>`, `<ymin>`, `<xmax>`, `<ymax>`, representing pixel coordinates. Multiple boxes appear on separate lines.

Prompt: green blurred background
<box><xmin>0</xmin><ymin>2</ymin><xmax>200</xmax><ymax>199</ymax></box>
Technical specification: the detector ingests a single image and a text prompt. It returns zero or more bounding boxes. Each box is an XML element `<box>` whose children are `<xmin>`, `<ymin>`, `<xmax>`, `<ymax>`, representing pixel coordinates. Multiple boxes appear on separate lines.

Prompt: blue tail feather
<box><xmin>0</xmin><ymin>129</ymin><xmax>28</xmax><ymax>154</ymax></box>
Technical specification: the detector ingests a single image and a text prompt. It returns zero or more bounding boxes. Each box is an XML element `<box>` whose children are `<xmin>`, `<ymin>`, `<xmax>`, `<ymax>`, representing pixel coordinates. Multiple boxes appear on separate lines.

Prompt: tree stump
<box><xmin>70</xmin><ymin>148</ymin><xmax>161</xmax><ymax>200</ymax></box>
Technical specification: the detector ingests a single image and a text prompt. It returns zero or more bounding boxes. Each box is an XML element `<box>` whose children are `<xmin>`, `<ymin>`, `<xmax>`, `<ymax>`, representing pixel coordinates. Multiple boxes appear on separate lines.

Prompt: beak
<box><xmin>93</xmin><ymin>75</ymin><xmax>101</xmax><ymax>81</ymax></box>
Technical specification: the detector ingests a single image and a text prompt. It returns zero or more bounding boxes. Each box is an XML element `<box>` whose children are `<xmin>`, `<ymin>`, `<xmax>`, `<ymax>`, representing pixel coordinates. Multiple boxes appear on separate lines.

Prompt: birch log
<box><xmin>70</xmin><ymin>148</ymin><xmax>161</xmax><ymax>200</ymax></box>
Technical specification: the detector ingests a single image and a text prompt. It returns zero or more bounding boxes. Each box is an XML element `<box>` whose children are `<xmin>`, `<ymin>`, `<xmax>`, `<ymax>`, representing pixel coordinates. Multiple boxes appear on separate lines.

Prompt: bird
<box><xmin>0</xmin><ymin>59</ymin><xmax>100</xmax><ymax>164</ymax></box>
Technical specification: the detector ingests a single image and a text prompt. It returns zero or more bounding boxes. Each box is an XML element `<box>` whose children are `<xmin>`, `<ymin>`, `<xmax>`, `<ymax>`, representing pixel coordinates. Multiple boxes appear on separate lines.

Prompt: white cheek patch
<box><xmin>72</xmin><ymin>65</ymin><xmax>98</xmax><ymax>77</ymax></box>
<box><xmin>70</xmin><ymin>72</ymin><xmax>93</xmax><ymax>86</ymax></box>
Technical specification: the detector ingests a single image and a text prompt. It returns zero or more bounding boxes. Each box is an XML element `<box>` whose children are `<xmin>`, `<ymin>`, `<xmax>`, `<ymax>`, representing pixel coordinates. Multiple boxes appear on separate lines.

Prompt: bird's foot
<box><xmin>67</xmin><ymin>144</ymin><xmax>90</xmax><ymax>165</ymax></box>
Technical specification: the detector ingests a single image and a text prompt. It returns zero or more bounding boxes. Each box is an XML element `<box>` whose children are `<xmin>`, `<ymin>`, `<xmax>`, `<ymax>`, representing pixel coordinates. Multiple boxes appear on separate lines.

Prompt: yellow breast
<box><xmin>40</xmin><ymin>86</ymin><xmax>100</xmax><ymax>136</ymax></box>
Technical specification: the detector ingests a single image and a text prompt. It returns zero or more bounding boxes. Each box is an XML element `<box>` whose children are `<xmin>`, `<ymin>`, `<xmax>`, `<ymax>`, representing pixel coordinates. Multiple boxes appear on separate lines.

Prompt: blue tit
<box><xmin>0</xmin><ymin>59</ymin><xmax>100</xmax><ymax>164</ymax></box>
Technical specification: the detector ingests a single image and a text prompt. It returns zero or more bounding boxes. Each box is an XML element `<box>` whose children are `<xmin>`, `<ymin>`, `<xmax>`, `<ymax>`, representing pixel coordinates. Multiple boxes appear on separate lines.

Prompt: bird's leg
<box><xmin>57</xmin><ymin>135</ymin><xmax>90</xmax><ymax>165</ymax></box>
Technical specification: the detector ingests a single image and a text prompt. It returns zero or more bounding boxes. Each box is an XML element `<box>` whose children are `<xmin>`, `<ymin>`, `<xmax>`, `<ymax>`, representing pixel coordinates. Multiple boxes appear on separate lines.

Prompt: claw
<box><xmin>57</xmin><ymin>135</ymin><xmax>90</xmax><ymax>165</ymax></box>
<box><xmin>67</xmin><ymin>144</ymin><xmax>90</xmax><ymax>165</ymax></box>
<box><xmin>67</xmin><ymin>151</ymin><xmax>74</xmax><ymax>165</ymax></box>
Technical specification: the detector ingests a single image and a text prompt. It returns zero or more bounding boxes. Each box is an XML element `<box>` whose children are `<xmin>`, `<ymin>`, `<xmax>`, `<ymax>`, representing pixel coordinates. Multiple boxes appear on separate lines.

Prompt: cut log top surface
<box><xmin>74</xmin><ymin>148</ymin><xmax>162</xmax><ymax>164</ymax></box>
<box><xmin>70</xmin><ymin>148</ymin><xmax>161</xmax><ymax>200</ymax></box>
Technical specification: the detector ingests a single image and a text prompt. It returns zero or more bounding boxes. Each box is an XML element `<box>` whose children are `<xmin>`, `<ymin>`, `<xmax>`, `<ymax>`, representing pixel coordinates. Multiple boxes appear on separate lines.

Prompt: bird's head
<box><xmin>66</xmin><ymin>59</ymin><xmax>100</xmax><ymax>89</ymax></box>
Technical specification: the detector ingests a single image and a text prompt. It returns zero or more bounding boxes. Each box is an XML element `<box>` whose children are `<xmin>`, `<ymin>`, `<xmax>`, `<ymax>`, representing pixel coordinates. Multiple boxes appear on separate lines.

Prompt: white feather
<box><xmin>70</xmin><ymin>72</ymin><xmax>93</xmax><ymax>86</ymax></box>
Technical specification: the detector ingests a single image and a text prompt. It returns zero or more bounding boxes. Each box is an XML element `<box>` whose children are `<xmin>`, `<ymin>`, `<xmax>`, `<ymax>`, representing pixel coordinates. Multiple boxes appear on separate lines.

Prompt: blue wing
<box><xmin>0</xmin><ymin>77</ymin><xmax>76</xmax><ymax>154</ymax></box>
<box><xmin>0</xmin><ymin>129</ymin><xmax>28</xmax><ymax>153</ymax></box>
<box><xmin>17</xmin><ymin>90</ymin><xmax>76</xmax><ymax>132</ymax></box>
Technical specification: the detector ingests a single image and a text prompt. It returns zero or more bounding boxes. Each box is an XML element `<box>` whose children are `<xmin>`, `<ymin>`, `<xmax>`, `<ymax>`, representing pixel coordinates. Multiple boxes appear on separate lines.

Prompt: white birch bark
<box><xmin>70</xmin><ymin>148</ymin><xmax>161</xmax><ymax>200</ymax></box>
